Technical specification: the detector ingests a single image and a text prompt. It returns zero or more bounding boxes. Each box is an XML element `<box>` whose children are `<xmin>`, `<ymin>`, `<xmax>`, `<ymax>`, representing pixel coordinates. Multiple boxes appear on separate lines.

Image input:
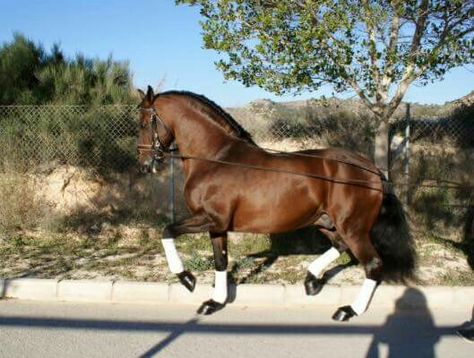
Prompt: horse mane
<box><xmin>160</xmin><ymin>90</ymin><xmax>256</xmax><ymax>145</ymax></box>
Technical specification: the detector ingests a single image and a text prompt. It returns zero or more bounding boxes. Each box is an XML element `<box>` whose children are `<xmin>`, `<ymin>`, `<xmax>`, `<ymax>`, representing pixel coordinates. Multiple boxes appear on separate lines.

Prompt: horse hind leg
<box><xmin>332</xmin><ymin>233</ymin><xmax>382</xmax><ymax>322</ymax></box>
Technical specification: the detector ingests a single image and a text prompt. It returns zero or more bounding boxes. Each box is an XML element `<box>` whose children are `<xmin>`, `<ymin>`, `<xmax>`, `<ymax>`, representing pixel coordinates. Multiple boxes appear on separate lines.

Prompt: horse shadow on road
<box><xmin>229</xmin><ymin>225</ymin><xmax>357</xmax><ymax>285</ymax></box>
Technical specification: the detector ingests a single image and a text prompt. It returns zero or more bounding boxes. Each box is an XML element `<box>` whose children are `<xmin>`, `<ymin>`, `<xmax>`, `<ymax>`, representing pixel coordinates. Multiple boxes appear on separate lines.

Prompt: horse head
<box><xmin>136</xmin><ymin>85</ymin><xmax>174</xmax><ymax>173</ymax></box>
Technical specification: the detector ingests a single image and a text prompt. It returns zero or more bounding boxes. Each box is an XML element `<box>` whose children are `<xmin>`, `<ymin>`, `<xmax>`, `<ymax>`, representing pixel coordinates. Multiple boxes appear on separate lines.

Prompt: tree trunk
<box><xmin>374</xmin><ymin>119</ymin><xmax>390</xmax><ymax>179</ymax></box>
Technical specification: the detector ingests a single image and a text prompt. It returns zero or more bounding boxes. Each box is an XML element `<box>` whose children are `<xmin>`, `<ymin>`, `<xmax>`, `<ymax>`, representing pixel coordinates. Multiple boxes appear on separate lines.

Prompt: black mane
<box><xmin>160</xmin><ymin>90</ymin><xmax>256</xmax><ymax>145</ymax></box>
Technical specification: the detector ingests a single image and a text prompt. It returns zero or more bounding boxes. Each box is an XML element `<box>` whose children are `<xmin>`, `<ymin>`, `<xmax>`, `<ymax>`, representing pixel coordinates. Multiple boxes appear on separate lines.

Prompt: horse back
<box><xmin>181</xmin><ymin>142</ymin><xmax>383</xmax><ymax>234</ymax></box>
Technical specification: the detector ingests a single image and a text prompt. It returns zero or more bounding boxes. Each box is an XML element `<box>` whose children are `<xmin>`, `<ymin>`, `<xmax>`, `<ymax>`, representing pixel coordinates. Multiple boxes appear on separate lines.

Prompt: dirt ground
<box><xmin>0</xmin><ymin>164</ymin><xmax>472</xmax><ymax>286</ymax></box>
<box><xmin>0</xmin><ymin>226</ymin><xmax>472</xmax><ymax>287</ymax></box>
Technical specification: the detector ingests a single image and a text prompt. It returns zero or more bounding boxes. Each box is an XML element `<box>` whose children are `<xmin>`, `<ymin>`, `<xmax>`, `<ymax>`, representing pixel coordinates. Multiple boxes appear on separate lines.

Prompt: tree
<box><xmin>177</xmin><ymin>0</ymin><xmax>474</xmax><ymax>175</ymax></box>
<box><xmin>0</xmin><ymin>33</ymin><xmax>46</xmax><ymax>104</ymax></box>
<box><xmin>0</xmin><ymin>33</ymin><xmax>135</xmax><ymax>105</ymax></box>
<box><xmin>37</xmin><ymin>54</ymin><xmax>135</xmax><ymax>105</ymax></box>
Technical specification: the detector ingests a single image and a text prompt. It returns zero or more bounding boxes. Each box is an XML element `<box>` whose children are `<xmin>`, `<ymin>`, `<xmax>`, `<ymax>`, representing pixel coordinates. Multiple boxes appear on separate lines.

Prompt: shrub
<box><xmin>0</xmin><ymin>173</ymin><xmax>45</xmax><ymax>232</ymax></box>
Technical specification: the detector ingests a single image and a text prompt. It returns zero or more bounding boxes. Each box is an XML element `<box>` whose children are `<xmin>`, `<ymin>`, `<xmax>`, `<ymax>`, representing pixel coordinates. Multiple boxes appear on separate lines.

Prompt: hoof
<box><xmin>304</xmin><ymin>272</ymin><xmax>325</xmax><ymax>296</ymax></box>
<box><xmin>197</xmin><ymin>299</ymin><xmax>225</xmax><ymax>315</ymax></box>
<box><xmin>332</xmin><ymin>305</ymin><xmax>357</xmax><ymax>322</ymax></box>
<box><xmin>177</xmin><ymin>271</ymin><xmax>196</xmax><ymax>292</ymax></box>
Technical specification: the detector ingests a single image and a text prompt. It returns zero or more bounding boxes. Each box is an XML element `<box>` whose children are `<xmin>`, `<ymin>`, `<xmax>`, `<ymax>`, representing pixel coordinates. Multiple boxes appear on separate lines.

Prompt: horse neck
<box><xmin>162</xmin><ymin>99</ymin><xmax>235</xmax><ymax>158</ymax></box>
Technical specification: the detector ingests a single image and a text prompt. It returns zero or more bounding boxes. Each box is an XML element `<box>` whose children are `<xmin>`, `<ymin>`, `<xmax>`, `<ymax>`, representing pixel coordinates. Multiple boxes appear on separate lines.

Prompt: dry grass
<box><xmin>0</xmin><ymin>222</ymin><xmax>472</xmax><ymax>286</ymax></box>
<box><xmin>0</xmin><ymin>173</ymin><xmax>47</xmax><ymax>232</ymax></box>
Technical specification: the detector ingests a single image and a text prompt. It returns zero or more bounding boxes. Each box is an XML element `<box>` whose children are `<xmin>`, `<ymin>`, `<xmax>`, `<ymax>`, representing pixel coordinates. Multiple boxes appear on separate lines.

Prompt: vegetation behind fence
<box><xmin>0</xmin><ymin>102</ymin><xmax>472</xmax><ymax>248</ymax></box>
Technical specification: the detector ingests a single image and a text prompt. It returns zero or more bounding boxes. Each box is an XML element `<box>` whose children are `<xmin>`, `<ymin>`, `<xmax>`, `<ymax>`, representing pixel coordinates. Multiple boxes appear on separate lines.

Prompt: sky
<box><xmin>1</xmin><ymin>0</ymin><xmax>473</xmax><ymax>107</ymax></box>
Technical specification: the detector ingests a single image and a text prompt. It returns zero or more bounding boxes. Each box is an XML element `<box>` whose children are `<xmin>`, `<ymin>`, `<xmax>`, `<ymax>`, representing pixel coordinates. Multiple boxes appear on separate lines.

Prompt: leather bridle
<box><xmin>137</xmin><ymin>107</ymin><xmax>174</xmax><ymax>165</ymax></box>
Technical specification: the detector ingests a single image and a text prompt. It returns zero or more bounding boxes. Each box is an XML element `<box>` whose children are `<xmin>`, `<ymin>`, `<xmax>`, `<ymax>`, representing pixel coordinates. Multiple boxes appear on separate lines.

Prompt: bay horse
<box><xmin>136</xmin><ymin>86</ymin><xmax>416</xmax><ymax>321</ymax></box>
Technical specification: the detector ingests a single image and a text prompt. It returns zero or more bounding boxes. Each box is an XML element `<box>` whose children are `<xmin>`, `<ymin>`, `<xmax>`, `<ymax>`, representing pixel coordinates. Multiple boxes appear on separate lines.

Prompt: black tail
<box><xmin>371</xmin><ymin>182</ymin><xmax>417</xmax><ymax>283</ymax></box>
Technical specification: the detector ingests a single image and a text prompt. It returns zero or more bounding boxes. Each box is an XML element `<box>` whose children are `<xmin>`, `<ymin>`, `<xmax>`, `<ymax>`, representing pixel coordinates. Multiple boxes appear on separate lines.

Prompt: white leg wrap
<box><xmin>308</xmin><ymin>247</ymin><xmax>340</xmax><ymax>277</ymax></box>
<box><xmin>211</xmin><ymin>270</ymin><xmax>227</xmax><ymax>303</ymax></box>
<box><xmin>351</xmin><ymin>279</ymin><xmax>378</xmax><ymax>315</ymax></box>
<box><xmin>161</xmin><ymin>238</ymin><xmax>184</xmax><ymax>274</ymax></box>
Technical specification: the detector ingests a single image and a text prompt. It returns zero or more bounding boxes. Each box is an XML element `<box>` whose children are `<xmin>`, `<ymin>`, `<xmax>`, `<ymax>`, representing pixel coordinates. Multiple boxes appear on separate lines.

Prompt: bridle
<box><xmin>137</xmin><ymin>107</ymin><xmax>174</xmax><ymax>165</ymax></box>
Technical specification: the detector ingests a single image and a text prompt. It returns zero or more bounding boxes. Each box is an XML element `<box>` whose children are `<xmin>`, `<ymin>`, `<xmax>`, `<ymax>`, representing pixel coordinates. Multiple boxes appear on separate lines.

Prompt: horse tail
<box><xmin>370</xmin><ymin>179</ymin><xmax>417</xmax><ymax>283</ymax></box>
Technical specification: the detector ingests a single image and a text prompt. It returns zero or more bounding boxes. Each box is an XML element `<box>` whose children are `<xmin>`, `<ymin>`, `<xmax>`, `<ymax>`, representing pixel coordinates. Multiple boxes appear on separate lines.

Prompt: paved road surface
<box><xmin>0</xmin><ymin>299</ymin><xmax>470</xmax><ymax>357</ymax></box>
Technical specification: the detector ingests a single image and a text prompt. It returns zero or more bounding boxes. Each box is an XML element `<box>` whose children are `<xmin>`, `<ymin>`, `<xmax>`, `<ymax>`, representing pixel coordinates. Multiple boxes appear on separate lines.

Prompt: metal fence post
<box><xmin>404</xmin><ymin>103</ymin><xmax>411</xmax><ymax>206</ymax></box>
<box><xmin>169</xmin><ymin>146</ymin><xmax>176</xmax><ymax>223</ymax></box>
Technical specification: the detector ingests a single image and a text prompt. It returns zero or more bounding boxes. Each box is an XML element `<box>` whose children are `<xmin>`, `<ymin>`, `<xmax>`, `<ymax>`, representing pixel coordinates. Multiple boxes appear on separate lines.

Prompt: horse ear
<box><xmin>146</xmin><ymin>85</ymin><xmax>154</xmax><ymax>101</ymax></box>
<box><xmin>137</xmin><ymin>89</ymin><xmax>146</xmax><ymax>100</ymax></box>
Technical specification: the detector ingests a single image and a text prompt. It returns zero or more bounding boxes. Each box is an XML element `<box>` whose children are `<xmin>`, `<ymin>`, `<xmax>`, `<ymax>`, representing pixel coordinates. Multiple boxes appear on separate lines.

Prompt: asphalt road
<box><xmin>0</xmin><ymin>300</ymin><xmax>470</xmax><ymax>358</ymax></box>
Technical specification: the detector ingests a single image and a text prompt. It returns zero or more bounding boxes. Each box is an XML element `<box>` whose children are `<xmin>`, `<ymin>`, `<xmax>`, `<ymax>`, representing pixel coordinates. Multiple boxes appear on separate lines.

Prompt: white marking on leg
<box><xmin>161</xmin><ymin>238</ymin><xmax>184</xmax><ymax>273</ymax></box>
<box><xmin>351</xmin><ymin>279</ymin><xmax>378</xmax><ymax>315</ymax></box>
<box><xmin>211</xmin><ymin>270</ymin><xmax>227</xmax><ymax>303</ymax></box>
<box><xmin>308</xmin><ymin>247</ymin><xmax>340</xmax><ymax>277</ymax></box>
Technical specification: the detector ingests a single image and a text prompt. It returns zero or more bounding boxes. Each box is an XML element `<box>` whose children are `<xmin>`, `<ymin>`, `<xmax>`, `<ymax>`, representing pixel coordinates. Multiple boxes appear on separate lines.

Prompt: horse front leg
<box><xmin>162</xmin><ymin>214</ymin><xmax>212</xmax><ymax>292</ymax></box>
<box><xmin>305</xmin><ymin>247</ymin><xmax>342</xmax><ymax>296</ymax></box>
<box><xmin>197</xmin><ymin>232</ymin><xmax>228</xmax><ymax>315</ymax></box>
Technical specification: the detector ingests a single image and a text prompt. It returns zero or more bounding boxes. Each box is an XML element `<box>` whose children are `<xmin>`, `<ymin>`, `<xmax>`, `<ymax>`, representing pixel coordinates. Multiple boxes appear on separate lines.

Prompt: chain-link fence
<box><xmin>0</xmin><ymin>104</ymin><xmax>378</xmax><ymax>169</ymax></box>
<box><xmin>0</xmin><ymin>105</ymin><xmax>138</xmax><ymax>173</ymax></box>
<box><xmin>389</xmin><ymin>105</ymin><xmax>473</xmax><ymax>207</ymax></box>
<box><xmin>0</xmin><ymin>104</ymin><xmax>472</xmax><ymax>241</ymax></box>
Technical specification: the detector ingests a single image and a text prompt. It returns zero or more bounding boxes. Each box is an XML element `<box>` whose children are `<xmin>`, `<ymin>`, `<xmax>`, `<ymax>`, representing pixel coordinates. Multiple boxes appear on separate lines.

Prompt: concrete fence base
<box><xmin>1</xmin><ymin>278</ymin><xmax>472</xmax><ymax>309</ymax></box>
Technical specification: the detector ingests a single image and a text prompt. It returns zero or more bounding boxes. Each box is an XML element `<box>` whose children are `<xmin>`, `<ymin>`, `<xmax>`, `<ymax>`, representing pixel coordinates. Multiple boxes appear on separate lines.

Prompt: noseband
<box><xmin>137</xmin><ymin>107</ymin><xmax>174</xmax><ymax>164</ymax></box>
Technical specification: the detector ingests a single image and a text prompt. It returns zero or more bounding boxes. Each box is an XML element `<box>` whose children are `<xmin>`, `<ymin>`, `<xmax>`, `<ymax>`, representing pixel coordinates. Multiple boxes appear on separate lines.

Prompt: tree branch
<box><xmin>347</xmin><ymin>77</ymin><xmax>377</xmax><ymax>113</ymax></box>
<box><xmin>385</xmin><ymin>1</ymin><xmax>429</xmax><ymax>119</ymax></box>
<box><xmin>409</xmin><ymin>0</ymin><xmax>429</xmax><ymax>57</ymax></box>
<box><xmin>380</xmin><ymin>1</ymin><xmax>401</xmax><ymax>100</ymax></box>
<box><xmin>362</xmin><ymin>0</ymin><xmax>381</xmax><ymax>100</ymax></box>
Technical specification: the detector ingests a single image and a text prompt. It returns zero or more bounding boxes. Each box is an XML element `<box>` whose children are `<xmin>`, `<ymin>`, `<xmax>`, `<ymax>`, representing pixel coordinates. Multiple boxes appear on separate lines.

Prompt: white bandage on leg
<box><xmin>351</xmin><ymin>279</ymin><xmax>378</xmax><ymax>315</ymax></box>
<box><xmin>211</xmin><ymin>270</ymin><xmax>227</xmax><ymax>303</ymax></box>
<box><xmin>308</xmin><ymin>247</ymin><xmax>340</xmax><ymax>277</ymax></box>
<box><xmin>161</xmin><ymin>238</ymin><xmax>184</xmax><ymax>273</ymax></box>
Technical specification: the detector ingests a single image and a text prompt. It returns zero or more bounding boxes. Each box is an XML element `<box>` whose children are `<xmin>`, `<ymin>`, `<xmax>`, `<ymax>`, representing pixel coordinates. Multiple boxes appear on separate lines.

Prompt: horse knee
<box><xmin>211</xmin><ymin>234</ymin><xmax>228</xmax><ymax>271</ymax></box>
<box><xmin>162</xmin><ymin>225</ymin><xmax>175</xmax><ymax>239</ymax></box>
<box><xmin>214</xmin><ymin>253</ymin><xmax>228</xmax><ymax>271</ymax></box>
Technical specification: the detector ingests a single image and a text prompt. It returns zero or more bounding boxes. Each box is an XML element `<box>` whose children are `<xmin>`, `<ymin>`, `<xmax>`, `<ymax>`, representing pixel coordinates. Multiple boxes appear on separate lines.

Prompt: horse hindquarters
<box><xmin>316</xmin><ymin>182</ymin><xmax>384</xmax><ymax>321</ymax></box>
<box><xmin>331</xmin><ymin>186</ymin><xmax>417</xmax><ymax>321</ymax></box>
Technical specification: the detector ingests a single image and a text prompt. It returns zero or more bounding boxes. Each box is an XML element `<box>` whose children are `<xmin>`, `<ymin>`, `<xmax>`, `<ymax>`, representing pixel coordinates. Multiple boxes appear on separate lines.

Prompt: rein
<box><xmin>138</xmin><ymin>106</ymin><xmax>383</xmax><ymax>191</ymax></box>
<box><xmin>162</xmin><ymin>151</ymin><xmax>472</xmax><ymax>192</ymax></box>
<box><xmin>252</xmin><ymin>146</ymin><xmax>382</xmax><ymax>176</ymax></box>
<box><xmin>164</xmin><ymin>151</ymin><xmax>383</xmax><ymax>192</ymax></box>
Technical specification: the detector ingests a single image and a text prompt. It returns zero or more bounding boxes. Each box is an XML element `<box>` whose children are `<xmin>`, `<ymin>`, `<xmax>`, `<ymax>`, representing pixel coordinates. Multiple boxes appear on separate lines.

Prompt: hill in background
<box><xmin>227</xmin><ymin>90</ymin><xmax>474</xmax><ymax>126</ymax></box>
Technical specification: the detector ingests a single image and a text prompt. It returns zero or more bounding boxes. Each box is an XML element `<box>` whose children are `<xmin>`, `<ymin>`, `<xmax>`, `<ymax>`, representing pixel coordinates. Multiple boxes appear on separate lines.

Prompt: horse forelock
<box><xmin>158</xmin><ymin>91</ymin><xmax>256</xmax><ymax>145</ymax></box>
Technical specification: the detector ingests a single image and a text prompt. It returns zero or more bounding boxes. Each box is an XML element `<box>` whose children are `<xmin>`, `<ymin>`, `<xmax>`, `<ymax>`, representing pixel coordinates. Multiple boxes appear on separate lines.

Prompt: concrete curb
<box><xmin>1</xmin><ymin>278</ymin><xmax>473</xmax><ymax>308</ymax></box>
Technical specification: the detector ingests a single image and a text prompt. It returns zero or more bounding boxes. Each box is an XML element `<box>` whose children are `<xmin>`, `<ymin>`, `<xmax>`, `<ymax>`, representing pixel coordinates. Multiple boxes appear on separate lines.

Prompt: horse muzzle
<box><xmin>140</xmin><ymin>162</ymin><xmax>152</xmax><ymax>174</ymax></box>
<box><xmin>139</xmin><ymin>158</ymin><xmax>158</xmax><ymax>174</ymax></box>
